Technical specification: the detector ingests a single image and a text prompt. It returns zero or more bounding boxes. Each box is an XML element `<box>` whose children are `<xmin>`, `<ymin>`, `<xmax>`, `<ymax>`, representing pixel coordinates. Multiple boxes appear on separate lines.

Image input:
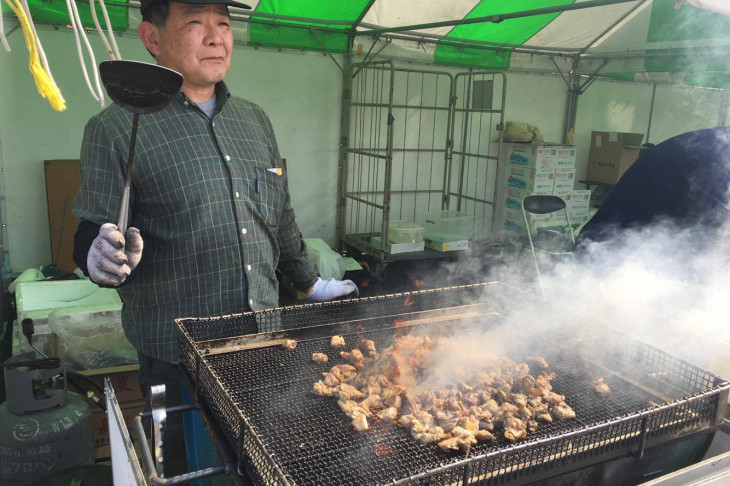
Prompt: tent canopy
<box><xmin>4</xmin><ymin>0</ymin><xmax>730</xmax><ymax>86</ymax></box>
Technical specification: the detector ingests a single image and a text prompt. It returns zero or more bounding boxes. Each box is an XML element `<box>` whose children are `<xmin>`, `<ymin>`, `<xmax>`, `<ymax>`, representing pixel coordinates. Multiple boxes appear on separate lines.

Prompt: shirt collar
<box><xmin>176</xmin><ymin>81</ymin><xmax>232</xmax><ymax>108</ymax></box>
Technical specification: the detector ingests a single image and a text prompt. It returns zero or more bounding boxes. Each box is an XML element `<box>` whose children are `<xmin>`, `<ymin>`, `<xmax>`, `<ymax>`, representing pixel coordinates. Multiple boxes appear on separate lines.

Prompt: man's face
<box><xmin>151</xmin><ymin>2</ymin><xmax>233</xmax><ymax>92</ymax></box>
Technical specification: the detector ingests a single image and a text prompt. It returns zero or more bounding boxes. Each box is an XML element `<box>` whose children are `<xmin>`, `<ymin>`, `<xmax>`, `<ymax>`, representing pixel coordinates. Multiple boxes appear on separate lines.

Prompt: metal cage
<box><xmin>337</xmin><ymin>63</ymin><xmax>506</xmax><ymax>262</ymax></box>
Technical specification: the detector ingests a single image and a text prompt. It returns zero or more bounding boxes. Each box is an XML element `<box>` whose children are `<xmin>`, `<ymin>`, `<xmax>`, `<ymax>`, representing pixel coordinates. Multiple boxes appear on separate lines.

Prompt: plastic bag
<box><xmin>503</xmin><ymin>121</ymin><xmax>544</xmax><ymax>144</ymax></box>
<box><xmin>48</xmin><ymin>303</ymin><xmax>137</xmax><ymax>370</ymax></box>
<box><xmin>304</xmin><ymin>238</ymin><xmax>346</xmax><ymax>280</ymax></box>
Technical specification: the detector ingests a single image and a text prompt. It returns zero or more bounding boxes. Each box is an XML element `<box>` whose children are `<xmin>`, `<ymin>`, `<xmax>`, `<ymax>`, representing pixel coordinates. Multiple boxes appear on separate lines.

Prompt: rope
<box><xmin>66</xmin><ymin>0</ymin><xmax>105</xmax><ymax>106</ymax></box>
<box><xmin>3</xmin><ymin>0</ymin><xmax>66</xmax><ymax>111</ymax></box>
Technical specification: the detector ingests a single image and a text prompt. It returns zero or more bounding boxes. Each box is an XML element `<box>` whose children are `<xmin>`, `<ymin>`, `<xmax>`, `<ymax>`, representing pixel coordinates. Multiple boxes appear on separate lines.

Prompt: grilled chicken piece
<box><xmin>552</xmin><ymin>402</ymin><xmax>576</xmax><ymax>420</ymax></box>
<box><xmin>352</xmin><ymin>412</ymin><xmax>369</xmax><ymax>431</ymax></box>
<box><xmin>358</xmin><ymin>339</ymin><xmax>377</xmax><ymax>357</ymax></box>
<box><xmin>436</xmin><ymin>410</ymin><xmax>459</xmax><ymax>433</ymax></box>
<box><xmin>415</xmin><ymin>411</ymin><xmax>436</xmax><ymax>427</ymax></box>
<box><xmin>282</xmin><ymin>339</ymin><xmax>297</xmax><ymax>350</ymax></box>
<box><xmin>313</xmin><ymin>380</ymin><xmax>335</xmax><ymax>396</ymax></box>
<box><xmin>383</xmin><ymin>394</ymin><xmax>402</xmax><ymax>409</ymax></box>
<box><xmin>330</xmin><ymin>335</ymin><xmax>346</xmax><ymax>349</ymax></box>
<box><xmin>482</xmin><ymin>399</ymin><xmax>499</xmax><ymax>416</ymax></box>
<box><xmin>339</xmin><ymin>399</ymin><xmax>370</xmax><ymax>420</ymax></box>
<box><xmin>360</xmin><ymin>394</ymin><xmax>382</xmax><ymax>410</ymax></box>
<box><xmin>458</xmin><ymin>416</ymin><xmax>479</xmax><ymax>433</ymax></box>
<box><xmin>377</xmin><ymin>407</ymin><xmax>399</xmax><ymax>422</ymax></box>
<box><xmin>323</xmin><ymin>371</ymin><xmax>342</xmax><ymax>387</ymax></box>
<box><xmin>545</xmin><ymin>391</ymin><xmax>566</xmax><ymax>405</ymax></box>
<box><xmin>340</xmin><ymin>349</ymin><xmax>364</xmax><ymax>367</ymax></box>
<box><xmin>411</xmin><ymin>423</ymin><xmax>445</xmax><ymax>444</ymax></box>
<box><xmin>438</xmin><ymin>437</ymin><xmax>471</xmax><ymax>454</ymax></box>
<box><xmin>332</xmin><ymin>364</ymin><xmax>358</xmax><ymax>379</ymax></box>
<box><xmin>527</xmin><ymin>420</ymin><xmax>539</xmax><ymax>433</ymax></box>
<box><xmin>536</xmin><ymin>412</ymin><xmax>553</xmax><ymax>423</ymax></box>
<box><xmin>503</xmin><ymin>416</ymin><xmax>528</xmax><ymax>441</ymax></box>
<box><xmin>312</xmin><ymin>352</ymin><xmax>328</xmax><ymax>364</ymax></box>
<box><xmin>337</xmin><ymin>383</ymin><xmax>365</xmax><ymax>401</ymax></box>
<box><xmin>526</xmin><ymin>356</ymin><xmax>549</xmax><ymax>370</ymax></box>
<box><xmin>449</xmin><ymin>427</ymin><xmax>478</xmax><ymax>455</ymax></box>
<box><xmin>462</xmin><ymin>392</ymin><xmax>479</xmax><ymax>407</ymax></box>
<box><xmin>399</xmin><ymin>414</ymin><xmax>417</xmax><ymax>428</ymax></box>
<box><xmin>593</xmin><ymin>378</ymin><xmax>611</xmax><ymax>396</ymax></box>
<box><xmin>479</xmin><ymin>418</ymin><xmax>494</xmax><ymax>431</ymax></box>
<box><xmin>476</xmin><ymin>429</ymin><xmax>497</xmax><ymax>443</ymax></box>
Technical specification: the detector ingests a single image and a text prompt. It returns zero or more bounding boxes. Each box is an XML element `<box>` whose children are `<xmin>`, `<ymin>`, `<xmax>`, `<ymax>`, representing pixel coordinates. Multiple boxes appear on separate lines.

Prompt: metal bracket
<box><xmin>309</xmin><ymin>28</ymin><xmax>344</xmax><ymax>73</ymax></box>
<box><xmin>150</xmin><ymin>384</ymin><xmax>167</xmax><ymax>476</ymax></box>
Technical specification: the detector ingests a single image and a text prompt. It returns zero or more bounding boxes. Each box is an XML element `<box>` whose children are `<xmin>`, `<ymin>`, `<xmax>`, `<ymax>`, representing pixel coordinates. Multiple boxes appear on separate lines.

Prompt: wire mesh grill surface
<box><xmin>177</xmin><ymin>285</ymin><xmax>729</xmax><ymax>485</ymax></box>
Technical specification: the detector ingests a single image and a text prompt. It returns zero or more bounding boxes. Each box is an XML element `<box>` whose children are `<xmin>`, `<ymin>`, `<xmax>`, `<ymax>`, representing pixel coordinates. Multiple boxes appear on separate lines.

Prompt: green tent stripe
<box><xmin>435</xmin><ymin>0</ymin><xmax>575</xmax><ymax>70</ymax></box>
<box><xmin>647</xmin><ymin>0</ymin><xmax>730</xmax><ymax>43</ymax></box>
<box><xmin>684</xmin><ymin>72</ymin><xmax>730</xmax><ymax>89</ymax></box>
<box><xmin>248</xmin><ymin>0</ymin><xmax>371</xmax><ymax>51</ymax></box>
<box><xmin>602</xmin><ymin>72</ymin><xmax>635</xmax><ymax>82</ymax></box>
<box><xmin>645</xmin><ymin>53</ymin><xmax>730</xmax><ymax>74</ymax></box>
<box><xmin>2</xmin><ymin>0</ymin><xmax>128</xmax><ymax>31</ymax></box>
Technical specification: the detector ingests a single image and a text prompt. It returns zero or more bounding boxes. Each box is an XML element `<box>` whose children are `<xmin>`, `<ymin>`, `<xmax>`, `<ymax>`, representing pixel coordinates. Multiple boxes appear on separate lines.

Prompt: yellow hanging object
<box><xmin>4</xmin><ymin>0</ymin><xmax>66</xmax><ymax>111</ymax></box>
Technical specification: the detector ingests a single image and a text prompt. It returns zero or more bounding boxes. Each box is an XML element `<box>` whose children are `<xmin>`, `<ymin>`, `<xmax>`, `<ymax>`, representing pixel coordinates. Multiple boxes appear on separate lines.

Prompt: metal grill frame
<box><xmin>176</xmin><ymin>283</ymin><xmax>730</xmax><ymax>485</ymax></box>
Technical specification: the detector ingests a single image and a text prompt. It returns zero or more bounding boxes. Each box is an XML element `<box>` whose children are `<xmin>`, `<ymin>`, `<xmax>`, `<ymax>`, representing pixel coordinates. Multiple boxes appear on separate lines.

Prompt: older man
<box><xmin>73</xmin><ymin>0</ymin><xmax>357</xmax><ymax>475</ymax></box>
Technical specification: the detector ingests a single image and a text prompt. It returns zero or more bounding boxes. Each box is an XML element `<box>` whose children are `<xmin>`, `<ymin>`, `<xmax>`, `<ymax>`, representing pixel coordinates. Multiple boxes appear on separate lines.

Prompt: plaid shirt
<box><xmin>73</xmin><ymin>82</ymin><xmax>318</xmax><ymax>363</ymax></box>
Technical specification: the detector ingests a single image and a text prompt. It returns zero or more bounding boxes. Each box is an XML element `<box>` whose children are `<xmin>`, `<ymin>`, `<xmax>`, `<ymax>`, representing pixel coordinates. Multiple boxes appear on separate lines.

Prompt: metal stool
<box><xmin>521</xmin><ymin>195</ymin><xmax>575</xmax><ymax>299</ymax></box>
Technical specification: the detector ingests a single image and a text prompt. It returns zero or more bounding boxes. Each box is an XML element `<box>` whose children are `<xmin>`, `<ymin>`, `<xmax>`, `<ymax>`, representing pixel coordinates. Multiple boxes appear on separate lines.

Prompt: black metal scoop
<box><xmin>99</xmin><ymin>60</ymin><xmax>183</xmax><ymax>234</ymax></box>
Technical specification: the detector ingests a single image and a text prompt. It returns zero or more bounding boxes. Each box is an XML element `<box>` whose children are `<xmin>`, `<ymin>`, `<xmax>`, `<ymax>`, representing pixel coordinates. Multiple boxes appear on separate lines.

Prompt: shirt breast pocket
<box><xmin>253</xmin><ymin>167</ymin><xmax>285</xmax><ymax>227</ymax></box>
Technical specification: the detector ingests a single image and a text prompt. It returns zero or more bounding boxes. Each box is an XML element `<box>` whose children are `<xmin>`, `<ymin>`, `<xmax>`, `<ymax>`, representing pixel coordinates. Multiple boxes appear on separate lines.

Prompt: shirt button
<box><xmin>212</xmin><ymin>121</ymin><xmax>215</xmax><ymax>127</ymax></box>
<box><xmin>225</xmin><ymin>155</ymin><xmax>231</xmax><ymax>161</ymax></box>
<box><xmin>184</xmin><ymin>101</ymin><xmax>189</xmax><ymax>106</ymax></box>
<box><xmin>249</xmin><ymin>299</ymin><xmax>253</xmax><ymax>306</ymax></box>
<box><xmin>246</xmin><ymin>264</ymin><xmax>251</xmax><ymax>271</ymax></box>
<box><xmin>241</xmin><ymin>228</ymin><xmax>247</xmax><ymax>235</ymax></box>
<box><xmin>235</xmin><ymin>191</ymin><xmax>240</xmax><ymax>198</ymax></box>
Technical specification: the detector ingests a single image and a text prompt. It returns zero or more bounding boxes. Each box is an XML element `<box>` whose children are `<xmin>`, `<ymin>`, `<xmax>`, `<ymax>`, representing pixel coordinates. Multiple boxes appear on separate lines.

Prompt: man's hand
<box><xmin>307</xmin><ymin>277</ymin><xmax>359</xmax><ymax>302</ymax></box>
<box><xmin>87</xmin><ymin>223</ymin><xmax>143</xmax><ymax>286</ymax></box>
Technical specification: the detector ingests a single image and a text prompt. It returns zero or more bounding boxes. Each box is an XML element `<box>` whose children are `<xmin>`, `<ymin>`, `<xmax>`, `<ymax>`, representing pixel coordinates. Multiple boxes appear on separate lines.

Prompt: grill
<box><xmin>176</xmin><ymin>283</ymin><xmax>730</xmax><ymax>485</ymax></box>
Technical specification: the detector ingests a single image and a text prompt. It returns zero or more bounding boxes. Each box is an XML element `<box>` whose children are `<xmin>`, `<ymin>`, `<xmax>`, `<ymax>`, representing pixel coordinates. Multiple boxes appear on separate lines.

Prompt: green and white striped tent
<box><xmin>3</xmin><ymin>0</ymin><xmax>730</xmax><ymax>86</ymax></box>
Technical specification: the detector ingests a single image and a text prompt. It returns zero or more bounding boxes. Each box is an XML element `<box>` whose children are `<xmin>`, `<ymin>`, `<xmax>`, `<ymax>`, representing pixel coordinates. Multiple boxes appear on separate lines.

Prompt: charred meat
<box><xmin>593</xmin><ymin>378</ymin><xmax>611</xmax><ymax>396</ymax></box>
<box><xmin>312</xmin><ymin>352</ymin><xmax>329</xmax><ymax>364</ymax></box>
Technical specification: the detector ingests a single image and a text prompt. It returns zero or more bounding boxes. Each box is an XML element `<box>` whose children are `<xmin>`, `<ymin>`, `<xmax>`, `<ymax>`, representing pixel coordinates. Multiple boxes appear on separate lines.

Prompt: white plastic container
<box><xmin>387</xmin><ymin>221</ymin><xmax>424</xmax><ymax>244</ymax></box>
<box><xmin>15</xmin><ymin>280</ymin><xmax>122</xmax><ymax>356</ymax></box>
<box><xmin>416</xmin><ymin>211</ymin><xmax>475</xmax><ymax>240</ymax></box>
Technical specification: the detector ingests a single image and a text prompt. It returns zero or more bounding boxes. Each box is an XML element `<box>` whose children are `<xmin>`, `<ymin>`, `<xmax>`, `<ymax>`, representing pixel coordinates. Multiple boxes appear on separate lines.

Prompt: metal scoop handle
<box><xmin>117</xmin><ymin>113</ymin><xmax>139</xmax><ymax>235</ymax></box>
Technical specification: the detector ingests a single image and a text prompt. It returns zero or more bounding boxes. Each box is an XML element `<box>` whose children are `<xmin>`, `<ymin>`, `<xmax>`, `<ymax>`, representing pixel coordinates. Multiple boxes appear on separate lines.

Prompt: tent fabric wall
<box><xmin>0</xmin><ymin>1</ymin><xmax>727</xmax><ymax>269</ymax></box>
<box><xmin>3</xmin><ymin>0</ymin><xmax>730</xmax><ymax>79</ymax></box>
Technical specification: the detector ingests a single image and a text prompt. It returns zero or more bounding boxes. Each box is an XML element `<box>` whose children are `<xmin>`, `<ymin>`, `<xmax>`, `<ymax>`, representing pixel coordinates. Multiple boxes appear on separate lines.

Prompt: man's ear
<box><xmin>138</xmin><ymin>21</ymin><xmax>162</xmax><ymax>57</ymax></box>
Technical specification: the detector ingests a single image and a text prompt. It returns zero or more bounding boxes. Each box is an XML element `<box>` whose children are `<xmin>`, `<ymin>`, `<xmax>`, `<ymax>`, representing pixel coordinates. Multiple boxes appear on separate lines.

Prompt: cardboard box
<box><xmin>506</xmin><ymin>165</ymin><xmax>554</xmax><ymax>194</ymax></box>
<box><xmin>504</xmin><ymin>187</ymin><xmax>533</xmax><ymax>211</ymax></box>
<box><xmin>537</xmin><ymin>145</ymin><xmax>576</xmax><ymax>169</ymax></box>
<box><xmin>425</xmin><ymin>237</ymin><xmax>469</xmax><ymax>252</ymax></box>
<box><xmin>502</xmin><ymin>143</ymin><xmax>576</xmax><ymax>170</ymax></box>
<box><xmin>91</xmin><ymin>399</ymin><xmax>145</xmax><ymax>454</ymax></box>
<box><xmin>570</xmin><ymin>190</ymin><xmax>591</xmax><ymax>203</ymax></box>
<box><xmin>552</xmin><ymin>180</ymin><xmax>574</xmax><ymax>193</ymax></box>
<box><xmin>586</xmin><ymin>131</ymin><xmax>644</xmax><ymax>184</ymax></box>
<box><xmin>78</xmin><ymin>364</ymin><xmax>142</xmax><ymax>406</ymax></box>
<box><xmin>371</xmin><ymin>237</ymin><xmax>424</xmax><ymax>254</ymax></box>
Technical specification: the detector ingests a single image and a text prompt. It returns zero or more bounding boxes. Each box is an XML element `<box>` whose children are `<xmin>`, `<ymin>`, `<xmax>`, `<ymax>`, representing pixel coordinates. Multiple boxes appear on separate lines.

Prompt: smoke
<box><xmin>397</xmin><ymin>197</ymin><xmax>730</xmax><ymax>386</ymax></box>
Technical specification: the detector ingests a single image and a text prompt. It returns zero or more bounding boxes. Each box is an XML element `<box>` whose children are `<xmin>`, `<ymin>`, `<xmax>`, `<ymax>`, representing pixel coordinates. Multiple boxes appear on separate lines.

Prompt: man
<box><xmin>575</xmin><ymin>127</ymin><xmax>730</xmax><ymax>248</ymax></box>
<box><xmin>72</xmin><ymin>0</ymin><xmax>357</xmax><ymax>476</ymax></box>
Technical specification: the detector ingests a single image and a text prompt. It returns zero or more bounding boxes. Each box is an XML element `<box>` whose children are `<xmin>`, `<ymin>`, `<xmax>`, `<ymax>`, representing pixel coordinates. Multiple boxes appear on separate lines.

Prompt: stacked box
<box><xmin>499</xmin><ymin>143</ymin><xmax>577</xmax><ymax>239</ymax></box>
<box><xmin>505</xmin><ymin>165</ymin><xmax>555</xmax><ymax>194</ymax></box>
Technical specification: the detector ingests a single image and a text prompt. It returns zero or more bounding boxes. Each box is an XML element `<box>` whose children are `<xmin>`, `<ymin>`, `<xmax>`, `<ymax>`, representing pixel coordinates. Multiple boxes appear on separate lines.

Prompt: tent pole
<box><xmin>646</xmin><ymin>83</ymin><xmax>657</xmax><ymax>143</ymax></box>
<box><xmin>563</xmin><ymin>58</ymin><xmax>581</xmax><ymax>145</ymax></box>
<box><xmin>355</xmin><ymin>0</ymin><xmax>637</xmax><ymax>37</ymax></box>
<box><xmin>720</xmin><ymin>89</ymin><xmax>729</xmax><ymax>127</ymax></box>
<box><xmin>336</xmin><ymin>34</ymin><xmax>355</xmax><ymax>253</ymax></box>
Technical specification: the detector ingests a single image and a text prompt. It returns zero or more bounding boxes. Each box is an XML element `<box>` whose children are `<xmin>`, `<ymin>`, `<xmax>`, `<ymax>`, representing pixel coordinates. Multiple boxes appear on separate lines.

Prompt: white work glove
<box><xmin>307</xmin><ymin>277</ymin><xmax>359</xmax><ymax>302</ymax></box>
<box><xmin>87</xmin><ymin>223</ymin><xmax>143</xmax><ymax>286</ymax></box>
